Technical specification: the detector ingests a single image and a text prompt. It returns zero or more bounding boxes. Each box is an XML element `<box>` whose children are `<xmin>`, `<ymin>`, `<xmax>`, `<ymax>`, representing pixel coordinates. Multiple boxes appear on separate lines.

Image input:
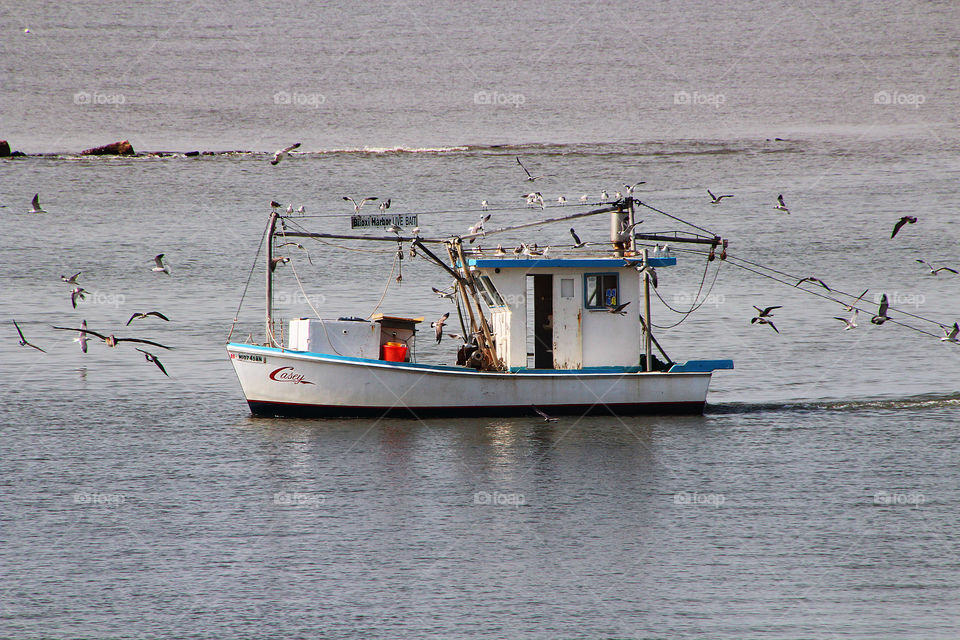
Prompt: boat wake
<box><xmin>708</xmin><ymin>392</ymin><xmax>960</xmax><ymax>414</ymax></box>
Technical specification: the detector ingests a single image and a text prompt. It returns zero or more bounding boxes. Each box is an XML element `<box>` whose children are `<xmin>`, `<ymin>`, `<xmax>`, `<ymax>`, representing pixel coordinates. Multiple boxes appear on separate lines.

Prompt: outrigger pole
<box><xmin>266</xmin><ymin>210</ymin><xmax>279</xmax><ymax>346</ymax></box>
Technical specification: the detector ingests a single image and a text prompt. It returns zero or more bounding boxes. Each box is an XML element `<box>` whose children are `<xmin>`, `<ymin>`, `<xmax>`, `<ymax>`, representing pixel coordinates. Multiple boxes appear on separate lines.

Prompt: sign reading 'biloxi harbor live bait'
<box><xmin>350</xmin><ymin>213</ymin><xmax>419</xmax><ymax>229</ymax></box>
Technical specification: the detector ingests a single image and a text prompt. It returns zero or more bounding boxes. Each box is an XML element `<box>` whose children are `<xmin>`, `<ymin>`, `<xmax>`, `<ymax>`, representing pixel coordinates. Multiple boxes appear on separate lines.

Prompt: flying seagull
<box><xmin>795</xmin><ymin>276</ymin><xmax>831</xmax><ymax>291</ymax></box>
<box><xmin>126</xmin><ymin>311</ymin><xmax>170</xmax><ymax>326</ymax></box>
<box><xmin>60</xmin><ymin>271</ymin><xmax>81</xmax><ymax>285</ymax></box>
<box><xmin>152</xmin><ymin>254</ymin><xmax>170</xmax><ymax>275</ymax></box>
<box><xmin>606</xmin><ymin>301</ymin><xmax>631</xmax><ymax>315</ymax></box>
<box><xmin>270</xmin><ymin>142</ymin><xmax>301</xmax><ymax>165</ymax></box>
<box><xmin>753</xmin><ymin>305</ymin><xmax>781</xmax><ymax>318</ymax></box>
<box><xmin>532</xmin><ymin>405</ymin><xmax>559</xmax><ymax>422</ymax></box>
<box><xmin>523</xmin><ymin>192</ymin><xmax>544</xmax><ymax>208</ymax></box>
<box><xmin>614</xmin><ymin>220</ymin><xmax>643</xmax><ymax>243</ymax></box>
<box><xmin>623</xmin><ymin>181</ymin><xmax>646</xmax><ymax>196</ymax></box>
<box><xmin>13</xmin><ymin>319</ymin><xmax>45</xmax><ymax>352</ymax></box>
<box><xmin>70</xmin><ymin>287</ymin><xmax>87</xmax><ymax>308</ymax></box>
<box><xmin>844</xmin><ymin>289</ymin><xmax>869</xmax><ymax>312</ymax></box>
<box><xmin>891</xmin><ymin>216</ymin><xmax>917</xmax><ymax>239</ymax></box>
<box><xmin>570</xmin><ymin>228</ymin><xmax>586</xmax><ymax>248</ymax></box>
<box><xmin>343</xmin><ymin>196</ymin><xmax>378</xmax><ymax>214</ymax></box>
<box><xmin>75</xmin><ymin>319</ymin><xmax>89</xmax><ymax>353</ymax></box>
<box><xmin>774</xmin><ymin>194</ymin><xmax>790</xmax><ymax>213</ymax></box>
<box><xmin>750</xmin><ymin>316</ymin><xmax>779</xmax><ymax>333</ymax></box>
<box><xmin>870</xmin><ymin>293</ymin><xmax>890</xmax><ymax>325</ymax></box>
<box><xmin>516</xmin><ymin>156</ymin><xmax>544</xmax><ymax>181</ymax></box>
<box><xmin>136</xmin><ymin>348</ymin><xmax>169</xmax><ymax>376</ymax></box>
<box><xmin>432</xmin><ymin>285</ymin><xmax>457</xmax><ymax>300</ymax></box>
<box><xmin>431</xmin><ymin>312</ymin><xmax>450</xmax><ymax>344</ymax></box>
<box><xmin>916</xmin><ymin>259</ymin><xmax>957</xmax><ymax>276</ymax></box>
<box><xmin>29</xmin><ymin>193</ymin><xmax>46</xmax><ymax>214</ymax></box>
<box><xmin>707</xmin><ymin>189</ymin><xmax>734</xmax><ymax>204</ymax></box>
<box><xmin>379</xmin><ymin>198</ymin><xmax>392</xmax><ymax>212</ymax></box>
<box><xmin>940</xmin><ymin>322</ymin><xmax>960</xmax><ymax>343</ymax></box>
<box><xmin>834</xmin><ymin>309</ymin><xmax>859</xmax><ymax>330</ymax></box>
<box><xmin>52</xmin><ymin>326</ymin><xmax>172</xmax><ymax>349</ymax></box>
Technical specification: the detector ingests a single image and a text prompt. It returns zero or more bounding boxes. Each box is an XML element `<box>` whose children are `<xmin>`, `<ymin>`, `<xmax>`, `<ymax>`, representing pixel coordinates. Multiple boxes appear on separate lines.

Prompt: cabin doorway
<box><xmin>526</xmin><ymin>274</ymin><xmax>553</xmax><ymax>369</ymax></box>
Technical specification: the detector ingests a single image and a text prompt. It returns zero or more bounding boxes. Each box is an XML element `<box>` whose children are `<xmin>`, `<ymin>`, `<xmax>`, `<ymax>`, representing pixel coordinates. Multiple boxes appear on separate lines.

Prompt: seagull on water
<box><xmin>916</xmin><ymin>259</ymin><xmax>957</xmax><ymax>276</ymax></box>
<box><xmin>61</xmin><ymin>271</ymin><xmax>81</xmax><ymax>285</ymax></box>
<box><xmin>532</xmin><ymin>405</ymin><xmax>559</xmax><ymax>422</ymax></box>
<box><xmin>343</xmin><ymin>196</ymin><xmax>378</xmax><ymax>214</ymax></box>
<box><xmin>431</xmin><ymin>312</ymin><xmax>450</xmax><ymax>344</ymax></box>
<box><xmin>570</xmin><ymin>228</ymin><xmax>586</xmax><ymax>248</ymax></box>
<box><xmin>774</xmin><ymin>194</ymin><xmax>790</xmax><ymax>213</ymax></box>
<box><xmin>270</xmin><ymin>142</ymin><xmax>301</xmax><ymax>165</ymax></box>
<box><xmin>707</xmin><ymin>189</ymin><xmax>734</xmax><ymax>204</ymax></box>
<box><xmin>13</xmin><ymin>319</ymin><xmax>45</xmax><ymax>352</ymax></box>
<box><xmin>152</xmin><ymin>254</ymin><xmax>170</xmax><ymax>275</ymax></box>
<box><xmin>940</xmin><ymin>322</ymin><xmax>960</xmax><ymax>343</ymax></box>
<box><xmin>516</xmin><ymin>156</ymin><xmax>545</xmax><ymax>181</ymax></box>
<box><xmin>29</xmin><ymin>193</ymin><xmax>46</xmax><ymax>214</ymax></box>
<box><xmin>834</xmin><ymin>309</ymin><xmax>859</xmax><ymax>330</ymax></box>
<box><xmin>52</xmin><ymin>326</ymin><xmax>172</xmax><ymax>349</ymax></box>
<box><xmin>870</xmin><ymin>293</ymin><xmax>890</xmax><ymax>325</ymax></box>
<box><xmin>891</xmin><ymin>216</ymin><xmax>917</xmax><ymax>239</ymax></box>
<box><xmin>136</xmin><ymin>348</ymin><xmax>169</xmax><ymax>376</ymax></box>
<box><xmin>126</xmin><ymin>311</ymin><xmax>170</xmax><ymax>326</ymax></box>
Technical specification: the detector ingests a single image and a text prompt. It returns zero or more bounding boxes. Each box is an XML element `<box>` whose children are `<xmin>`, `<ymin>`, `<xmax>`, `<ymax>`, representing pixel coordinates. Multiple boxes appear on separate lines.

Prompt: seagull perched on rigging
<box><xmin>481</xmin><ymin>199</ymin><xmax>489</xmax><ymax>210</ymax></box>
<box><xmin>60</xmin><ymin>271</ymin><xmax>81</xmax><ymax>285</ymax></box>
<box><xmin>707</xmin><ymin>189</ymin><xmax>734</xmax><ymax>204</ymax></box>
<box><xmin>278</xmin><ymin>242</ymin><xmax>313</xmax><ymax>264</ymax></box>
<box><xmin>468</xmin><ymin>213</ymin><xmax>491</xmax><ymax>239</ymax></box>
<box><xmin>580</xmin><ymin>194</ymin><xmax>588</xmax><ymax>203</ymax></box>
<box><xmin>29</xmin><ymin>193</ymin><xmax>46</xmax><ymax>214</ymax></box>
<box><xmin>940</xmin><ymin>322</ymin><xmax>960</xmax><ymax>343</ymax></box>
<box><xmin>600</xmin><ymin>190</ymin><xmax>609</xmax><ymax>200</ymax></box>
<box><xmin>570</xmin><ymin>228</ymin><xmax>586</xmax><ymax>248</ymax></box>
<box><xmin>270</xmin><ymin>256</ymin><xmax>290</xmax><ymax>271</ymax></box>
<box><xmin>916</xmin><ymin>259</ymin><xmax>957</xmax><ymax>276</ymax></box>
<box><xmin>270</xmin><ymin>200</ymin><xmax>282</xmax><ymax>210</ymax></box>
<box><xmin>795</xmin><ymin>276</ymin><xmax>830</xmax><ymax>291</ymax></box>
<box><xmin>386</xmin><ymin>223</ymin><xmax>403</xmax><ymax>235</ymax></box>
<box><xmin>516</xmin><ymin>156</ymin><xmax>544</xmax><ymax>181</ymax></box>
<box><xmin>343</xmin><ymin>196</ymin><xmax>378</xmax><ymax>214</ymax></box>
<box><xmin>126</xmin><ymin>311</ymin><xmax>170</xmax><ymax>326</ymax></box>
<box><xmin>523</xmin><ymin>192</ymin><xmax>544</xmax><ymax>209</ymax></box>
<box><xmin>152</xmin><ymin>254</ymin><xmax>170</xmax><ymax>275</ymax></box>
<box><xmin>891</xmin><ymin>216</ymin><xmax>917</xmax><ymax>239</ymax></box>
<box><xmin>13</xmin><ymin>319</ymin><xmax>45</xmax><ymax>352</ymax></box>
<box><xmin>623</xmin><ymin>181</ymin><xmax>645</xmax><ymax>196</ymax></box>
<box><xmin>136</xmin><ymin>348</ymin><xmax>169</xmax><ymax>376</ymax></box>
<box><xmin>431</xmin><ymin>312</ymin><xmax>449</xmax><ymax>344</ymax></box>
<box><xmin>870</xmin><ymin>293</ymin><xmax>890</xmax><ymax>325</ymax></box>
<box><xmin>270</xmin><ymin>142</ymin><xmax>301</xmax><ymax>165</ymax></box>
<box><xmin>52</xmin><ymin>326</ymin><xmax>172</xmax><ymax>350</ymax></box>
<box><xmin>834</xmin><ymin>309</ymin><xmax>859</xmax><ymax>330</ymax></box>
<box><xmin>774</xmin><ymin>194</ymin><xmax>790</xmax><ymax>213</ymax></box>
<box><xmin>557</xmin><ymin>195</ymin><xmax>566</xmax><ymax>206</ymax></box>
<box><xmin>379</xmin><ymin>198</ymin><xmax>391</xmax><ymax>212</ymax></box>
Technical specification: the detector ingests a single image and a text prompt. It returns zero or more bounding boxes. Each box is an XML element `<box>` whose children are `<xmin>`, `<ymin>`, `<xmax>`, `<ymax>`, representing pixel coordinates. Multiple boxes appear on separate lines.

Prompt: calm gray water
<box><xmin>2</xmin><ymin>1</ymin><xmax>960</xmax><ymax>638</ymax></box>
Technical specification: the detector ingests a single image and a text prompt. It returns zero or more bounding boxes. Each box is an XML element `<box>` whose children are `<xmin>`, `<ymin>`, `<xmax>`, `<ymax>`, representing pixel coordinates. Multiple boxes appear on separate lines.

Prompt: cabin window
<box><xmin>584</xmin><ymin>273</ymin><xmax>619</xmax><ymax>309</ymax></box>
<box><xmin>478</xmin><ymin>275</ymin><xmax>505</xmax><ymax>307</ymax></box>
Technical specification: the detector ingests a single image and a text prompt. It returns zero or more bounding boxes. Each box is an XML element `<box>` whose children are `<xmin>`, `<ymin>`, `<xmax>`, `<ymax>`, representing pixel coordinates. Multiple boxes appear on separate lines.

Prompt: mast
<box><xmin>643</xmin><ymin>248</ymin><xmax>653</xmax><ymax>372</ymax></box>
<box><xmin>266</xmin><ymin>210</ymin><xmax>279</xmax><ymax>346</ymax></box>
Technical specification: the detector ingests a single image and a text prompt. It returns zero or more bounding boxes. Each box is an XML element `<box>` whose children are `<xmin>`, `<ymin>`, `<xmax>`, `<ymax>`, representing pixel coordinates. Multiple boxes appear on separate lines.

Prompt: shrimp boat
<box><xmin>227</xmin><ymin>198</ymin><xmax>733</xmax><ymax>417</ymax></box>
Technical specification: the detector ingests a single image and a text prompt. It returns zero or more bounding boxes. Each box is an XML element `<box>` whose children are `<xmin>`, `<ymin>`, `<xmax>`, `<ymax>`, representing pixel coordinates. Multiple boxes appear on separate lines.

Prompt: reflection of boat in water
<box><xmin>227</xmin><ymin>197</ymin><xmax>732</xmax><ymax>418</ymax></box>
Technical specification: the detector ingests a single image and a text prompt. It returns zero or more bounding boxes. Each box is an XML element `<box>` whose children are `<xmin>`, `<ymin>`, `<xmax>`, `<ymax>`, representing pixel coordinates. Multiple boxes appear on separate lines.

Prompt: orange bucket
<box><xmin>382</xmin><ymin>341</ymin><xmax>407</xmax><ymax>362</ymax></box>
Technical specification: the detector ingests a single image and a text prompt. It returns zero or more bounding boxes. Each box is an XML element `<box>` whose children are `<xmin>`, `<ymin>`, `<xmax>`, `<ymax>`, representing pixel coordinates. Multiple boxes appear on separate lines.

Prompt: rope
<box><xmin>367</xmin><ymin>249</ymin><xmax>399</xmax><ymax>319</ymax></box>
<box><xmin>650</xmin><ymin>257</ymin><xmax>722</xmax><ymax>329</ymax></box>
<box><xmin>635</xmin><ymin>200</ymin><xmax>719</xmax><ymax>237</ymax></box>
<box><xmin>226</xmin><ymin>214</ymin><xmax>271</xmax><ymax>341</ymax></box>
<box><xmin>278</xmin><ymin>226</ymin><xmax>324</xmax><ymax>321</ymax></box>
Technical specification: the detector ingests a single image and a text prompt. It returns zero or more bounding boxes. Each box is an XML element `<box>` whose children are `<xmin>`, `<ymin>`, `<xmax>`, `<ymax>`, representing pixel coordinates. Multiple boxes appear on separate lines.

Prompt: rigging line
<box><xmin>291</xmin><ymin>202</ymin><xmax>616</xmax><ymax>220</ymax></box>
<box><xmin>278</xmin><ymin>227</ymin><xmax>324</xmax><ymax>321</ymax></box>
<box><xmin>724</xmin><ymin>252</ymin><xmax>950</xmax><ymax>329</ymax></box>
<box><xmin>651</xmin><ymin>259</ymin><xmax>722</xmax><ymax>329</ymax></box>
<box><xmin>283</xmin><ymin>218</ymin><xmax>393</xmax><ymax>254</ymax></box>
<box><xmin>653</xmin><ymin>256</ymin><xmax>714</xmax><ymax>314</ymax></box>
<box><xmin>226</xmin><ymin>214</ymin><xmax>271</xmax><ymax>341</ymax></box>
<box><xmin>721</xmin><ymin>258</ymin><xmax>945</xmax><ymax>339</ymax></box>
<box><xmin>367</xmin><ymin>248</ymin><xmax>399</xmax><ymax>319</ymax></box>
<box><xmin>634</xmin><ymin>199</ymin><xmax>719</xmax><ymax>237</ymax></box>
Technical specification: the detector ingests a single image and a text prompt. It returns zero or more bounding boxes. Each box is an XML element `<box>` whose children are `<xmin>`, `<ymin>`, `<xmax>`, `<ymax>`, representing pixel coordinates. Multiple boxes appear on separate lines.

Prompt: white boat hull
<box><xmin>227</xmin><ymin>344</ymin><xmax>729</xmax><ymax>418</ymax></box>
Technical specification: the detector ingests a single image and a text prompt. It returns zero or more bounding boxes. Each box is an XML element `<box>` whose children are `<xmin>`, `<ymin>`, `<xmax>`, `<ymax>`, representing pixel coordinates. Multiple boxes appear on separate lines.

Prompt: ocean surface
<box><xmin>2</xmin><ymin>1</ymin><xmax>960</xmax><ymax>638</ymax></box>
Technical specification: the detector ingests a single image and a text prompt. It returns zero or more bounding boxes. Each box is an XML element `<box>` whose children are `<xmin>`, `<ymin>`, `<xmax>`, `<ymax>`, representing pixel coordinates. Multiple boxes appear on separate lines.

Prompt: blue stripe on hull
<box><xmin>247</xmin><ymin>399</ymin><xmax>706</xmax><ymax>418</ymax></box>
